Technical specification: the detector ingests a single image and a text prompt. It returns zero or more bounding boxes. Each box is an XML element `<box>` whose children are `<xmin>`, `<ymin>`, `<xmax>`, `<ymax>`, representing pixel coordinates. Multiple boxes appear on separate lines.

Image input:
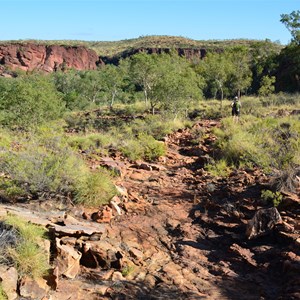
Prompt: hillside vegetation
<box><xmin>0</xmin><ymin>35</ymin><xmax>283</xmax><ymax>56</ymax></box>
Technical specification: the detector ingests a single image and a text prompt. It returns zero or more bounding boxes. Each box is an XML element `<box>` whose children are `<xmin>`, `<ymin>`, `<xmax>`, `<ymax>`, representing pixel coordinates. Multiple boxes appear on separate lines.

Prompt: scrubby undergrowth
<box><xmin>0</xmin><ymin>215</ymin><xmax>49</xmax><ymax>279</ymax></box>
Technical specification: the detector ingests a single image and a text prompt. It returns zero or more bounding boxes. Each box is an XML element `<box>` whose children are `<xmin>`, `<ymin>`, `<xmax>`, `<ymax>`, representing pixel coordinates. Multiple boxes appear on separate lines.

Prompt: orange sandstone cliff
<box><xmin>0</xmin><ymin>43</ymin><xmax>99</xmax><ymax>73</ymax></box>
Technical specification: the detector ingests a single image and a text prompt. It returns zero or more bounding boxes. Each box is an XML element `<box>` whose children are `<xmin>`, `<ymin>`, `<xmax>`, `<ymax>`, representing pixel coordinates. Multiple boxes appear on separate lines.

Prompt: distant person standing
<box><xmin>231</xmin><ymin>96</ymin><xmax>241</xmax><ymax>122</ymax></box>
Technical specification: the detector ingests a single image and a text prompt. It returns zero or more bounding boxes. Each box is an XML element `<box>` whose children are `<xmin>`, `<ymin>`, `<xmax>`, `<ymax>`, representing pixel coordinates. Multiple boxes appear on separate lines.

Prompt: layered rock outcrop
<box><xmin>0</xmin><ymin>43</ymin><xmax>209</xmax><ymax>74</ymax></box>
<box><xmin>0</xmin><ymin>43</ymin><xmax>98</xmax><ymax>73</ymax></box>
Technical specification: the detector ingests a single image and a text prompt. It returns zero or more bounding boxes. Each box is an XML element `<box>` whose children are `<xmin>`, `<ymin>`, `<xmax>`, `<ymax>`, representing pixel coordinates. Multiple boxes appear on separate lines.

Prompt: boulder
<box><xmin>55</xmin><ymin>238</ymin><xmax>82</xmax><ymax>279</ymax></box>
<box><xmin>0</xmin><ymin>266</ymin><xmax>18</xmax><ymax>300</ymax></box>
<box><xmin>246</xmin><ymin>207</ymin><xmax>282</xmax><ymax>239</ymax></box>
<box><xmin>19</xmin><ymin>276</ymin><xmax>49</xmax><ymax>300</ymax></box>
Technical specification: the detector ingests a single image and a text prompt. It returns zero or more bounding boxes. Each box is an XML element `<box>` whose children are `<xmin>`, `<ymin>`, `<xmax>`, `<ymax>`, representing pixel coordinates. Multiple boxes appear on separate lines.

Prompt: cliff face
<box><xmin>0</xmin><ymin>43</ymin><xmax>208</xmax><ymax>74</ymax></box>
<box><xmin>0</xmin><ymin>43</ymin><xmax>99</xmax><ymax>73</ymax></box>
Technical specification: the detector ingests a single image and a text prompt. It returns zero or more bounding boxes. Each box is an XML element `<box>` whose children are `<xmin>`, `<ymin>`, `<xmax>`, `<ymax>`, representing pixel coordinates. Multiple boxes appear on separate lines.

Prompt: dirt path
<box><xmin>1</xmin><ymin>120</ymin><xmax>299</xmax><ymax>300</ymax></box>
<box><xmin>103</xmin><ymin>119</ymin><xmax>299</xmax><ymax>300</ymax></box>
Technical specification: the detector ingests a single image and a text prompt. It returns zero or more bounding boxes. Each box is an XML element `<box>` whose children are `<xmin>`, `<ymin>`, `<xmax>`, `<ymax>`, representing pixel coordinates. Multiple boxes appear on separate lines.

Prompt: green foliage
<box><xmin>259</xmin><ymin>93</ymin><xmax>300</xmax><ymax>108</ymax></box>
<box><xmin>130</xmin><ymin>114</ymin><xmax>185</xmax><ymax>140</ymax></box>
<box><xmin>74</xmin><ymin>168</ymin><xmax>117</xmax><ymax>207</ymax></box>
<box><xmin>98</xmin><ymin>64</ymin><xmax>127</xmax><ymax>108</ymax></box>
<box><xmin>138</xmin><ymin>134</ymin><xmax>167</xmax><ymax>161</ymax></box>
<box><xmin>250</xmin><ymin>40</ymin><xmax>280</xmax><ymax>95</ymax></box>
<box><xmin>258</xmin><ymin>76</ymin><xmax>276</xmax><ymax>96</ymax></box>
<box><xmin>226</xmin><ymin>46</ymin><xmax>253</xmax><ymax>97</ymax></box>
<box><xmin>1</xmin><ymin>215</ymin><xmax>49</xmax><ymax>279</ymax></box>
<box><xmin>120</xmin><ymin>138</ymin><xmax>144</xmax><ymax>161</ymax></box>
<box><xmin>0</xmin><ymin>130</ymin><xmax>84</xmax><ymax>195</ymax></box>
<box><xmin>261</xmin><ymin>189</ymin><xmax>283</xmax><ymax>207</ymax></box>
<box><xmin>0</xmin><ymin>179</ymin><xmax>28</xmax><ymax>202</ymax></box>
<box><xmin>120</xmin><ymin>134</ymin><xmax>166</xmax><ymax>162</ymax></box>
<box><xmin>196</xmin><ymin>51</ymin><xmax>232</xmax><ymax>100</ymax></box>
<box><xmin>7</xmin><ymin>240</ymin><xmax>49</xmax><ymax>279</ymax></box>
<box><xmin>67</xmin><ymin>133</ymin><xmax>112</xmax><ymax>152</ymax></box>
<box><xmin>212</xmin><ymin>114</ymin><xmax>300</xmax><ymax>172</ymax></box>
<box><xmin>205</xmin><ymin>159</ymin><xmax>232</xmax><ymax>177</ymax></box>
<box><xmin>280</xmin><ymin>10</ymin><xmax>300</xmax><ymax>45</ymax></box>
<box><xmin>0</xmin><ymin>75</ymin><xmax>64</xmax><ymax>129</ymax></box>
<box><xmin>4</xmin><ymin>214</ymin><xmax>47</xmax><ymax>242</ymax></box>
<box><xmin>276</xmin><ymin>44</ymin><xmax>300</xmax><ymax>93</ymax></box>
<box><xmin>0</xmin><ymin>125</ymin><xmax>119</xmax><ymax>206</ymax></box>
<box><xmin>128</xmin><ymin>51</ymin><xmax>202</xmax><ymax>115</ymax></box>
<box><xmin>212</xmin><ymin>119</ymin><xmax>267</xmax><ymax>169</ymax></box>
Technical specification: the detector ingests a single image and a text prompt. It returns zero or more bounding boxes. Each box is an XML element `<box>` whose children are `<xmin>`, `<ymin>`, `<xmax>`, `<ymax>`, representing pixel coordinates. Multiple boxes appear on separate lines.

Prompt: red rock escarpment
<box><xmin>0</xmin><ymin>43</ymin><xmax>99</xmax><ymax>73</ymax></box>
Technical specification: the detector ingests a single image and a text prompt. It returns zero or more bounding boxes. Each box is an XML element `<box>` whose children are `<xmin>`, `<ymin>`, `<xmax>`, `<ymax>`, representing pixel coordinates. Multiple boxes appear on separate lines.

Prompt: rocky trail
<box><xmin>0</xmin><ymin>120</ymin><xmax>299</xmax><ymax>300</ymax></box>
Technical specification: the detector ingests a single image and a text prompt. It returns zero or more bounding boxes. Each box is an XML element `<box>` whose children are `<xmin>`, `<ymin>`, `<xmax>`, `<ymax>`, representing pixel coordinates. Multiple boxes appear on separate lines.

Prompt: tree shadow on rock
<box><xmin>108</xmin><ymin>280</ymin><xmax>206</xmax><ymax>300</ymax></box>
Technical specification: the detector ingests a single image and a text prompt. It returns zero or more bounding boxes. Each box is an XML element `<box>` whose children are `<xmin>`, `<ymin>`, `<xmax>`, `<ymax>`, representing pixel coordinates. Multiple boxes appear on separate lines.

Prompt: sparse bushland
<box><xmin>129</xmin><ymin>113</ymin><xmax>192</xmax><ymax>140</ymax></box>
<box><xmin>65</xmin><ymin>109</ymin><xmax>183</xmax><ymax>161</ymax></box>
<box><xmin>0</xmin><ymin>35</ymin><xmax>282</xmax><ymax>57</ymax></box>
<box><xmin>68</xmin><ymin>127</ymin><xmax>167</xmax><ymax>162</ymax></box>
<box><xmin>0</xmin><ymin>42</ymin><xmax>298</xmax><ymax>205</ymax></box>
<box><xmin>0</xmin><ymin>124</ymin><xmax>117</xmax><ymax>206</ymax></box>
<box><xmin>212</xmin><ymin>114</ymin><xmax>299</xmax><ymax>170</ymax></box>
<box><xmin>0</xmin><ymin>215</ymin><xmax>49</xmax><ymax>279</ymax></box>
<box><xmin>206</xmin><ymin>95</ymin><xmax>299</xmax><ymax>193</ymax></box>
<box><xmin>0</xmin><ymin>124</ymin><xmax>84</xmax><ymax>197</ymax></box>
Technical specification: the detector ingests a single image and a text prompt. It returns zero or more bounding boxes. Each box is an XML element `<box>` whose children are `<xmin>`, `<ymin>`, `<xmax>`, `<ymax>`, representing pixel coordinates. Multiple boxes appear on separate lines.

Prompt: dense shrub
<box><xmin>68</xmin><ymin>133</ymin><xmax>113</xmax><ymax>152</ymax></box>
<box><xmin>261</xmin><ymin>189</ymin><xmax>283</xmax><ymax>207</ymax></box>
<box><xmin>120</xmin><ymin>133</ymin><xmax>166</xmax><ymax>162</ymax></box>
<box><xmin>74</xmin><ymin>168</ymin><xmax>117</xmax><ymax>207</ymax></box>
<box><xmin>0</xmin><ymin>132</ymin><xmax>83</xmax><ymax>195</ymax></box>
<box><xmin>0</xmin><ymin>75</ymin><xmax>65</xmax><ymax>129</ymax></box>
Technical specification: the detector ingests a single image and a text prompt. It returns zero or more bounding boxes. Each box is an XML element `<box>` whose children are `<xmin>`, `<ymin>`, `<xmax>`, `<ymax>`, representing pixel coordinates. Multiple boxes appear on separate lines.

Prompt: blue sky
<box><xmin>1</xmin><ymin>0</ymin><xmax>299</xmax><ymax>45</ymax></box>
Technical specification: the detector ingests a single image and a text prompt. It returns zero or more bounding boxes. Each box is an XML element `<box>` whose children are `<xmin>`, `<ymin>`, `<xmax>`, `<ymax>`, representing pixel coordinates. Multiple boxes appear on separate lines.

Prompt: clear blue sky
<box><xmin>1</xmin><ymin>0</ymin><xmax>299</xmax><ymax>45</ymax></box>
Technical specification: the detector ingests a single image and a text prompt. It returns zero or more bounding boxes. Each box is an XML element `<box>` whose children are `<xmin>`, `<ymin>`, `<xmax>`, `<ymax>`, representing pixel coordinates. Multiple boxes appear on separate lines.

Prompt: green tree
<box><xmin>153</xmin><ymin>52</ymin><xmax>202</xmax><ymax>118</ymax></box>
<box><xmin>258</xmin><ymin>75</ymin><xmax>276</xmax><ymax>96</ymax></box>
<box><xmin>128</xmin><ymin>52</ymin><xmax>159</xmax><ymax>108</ymax></box>
<box><xmin>0</xmin><ymin>75</ymin><xmax>64</xmax><ymax>129</ymax></box>
<box><xmin>250</xmin><ymin>40</ymin><xmax>280</xmax><ymax>94</ymax></box>
<box><xmin>76</xmin><ymin>70</ymin><xmax>103</xmax><ymax>104</ymax></box>
<box><xmin>227</xmin><ymin>46</ymin><xmax>252</xmax><ymax>97</ymax></box>
<box><xmin>276</xmin><ymin>44</ymin><xmax>300</xmax><ymax>92</ymax></box>
<box><xmin>128</xmin><ymin>52</ymin><xmax>202</xmax><ymax>115</ymax></box>
<box><xmin>98</xmin><ymin>64</ymin><xmax>125</xmax><ymax>109</ymax></box>
<box><xmin>280</xmin><ymin>10</ymin><xmax>300</xmax><ymax>45</ymax></box>
<box><xmin>52</xmin><ymin>70</ymin><xmax>87</xmax><ymax>110</ymax></box>
<box><xmin>196</xmin><ymin>51</ymin><xmax>232</xmax><ymax>107</ymax></box>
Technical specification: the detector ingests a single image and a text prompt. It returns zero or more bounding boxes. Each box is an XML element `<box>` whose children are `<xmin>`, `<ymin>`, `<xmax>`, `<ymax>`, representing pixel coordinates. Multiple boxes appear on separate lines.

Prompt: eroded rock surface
<box><xmin>0</xmin><ymin>43</ymin><xmax>98</xmax><ymax>73</ymax></box>
<box><xmin>0</xmin><ymin>120</ymin><xmax>299</xmax><ymax>300</ymax></box>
